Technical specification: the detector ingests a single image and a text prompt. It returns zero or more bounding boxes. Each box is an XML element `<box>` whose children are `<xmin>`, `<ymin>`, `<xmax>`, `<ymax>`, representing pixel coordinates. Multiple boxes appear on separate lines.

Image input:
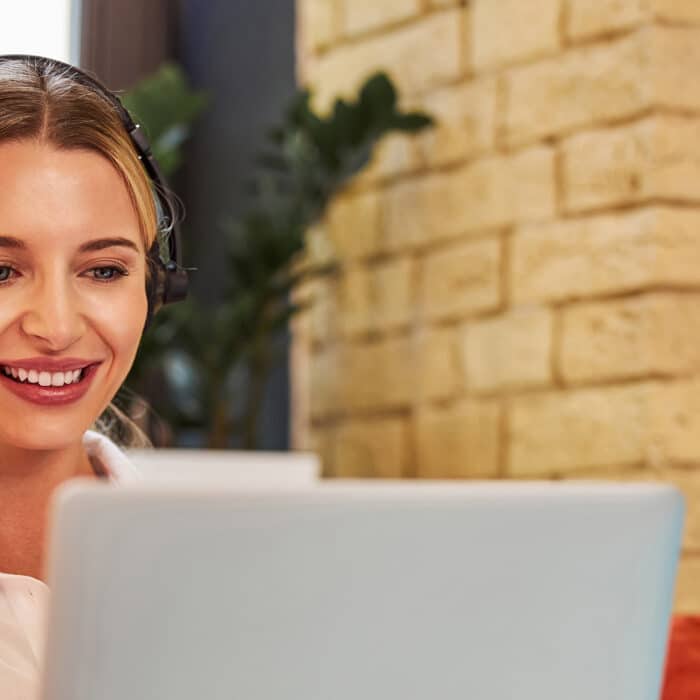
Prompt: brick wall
<box><xmin>293</xmin><ymin>0</ymin><xmax>700</xmax><ymax>612</ymax></box>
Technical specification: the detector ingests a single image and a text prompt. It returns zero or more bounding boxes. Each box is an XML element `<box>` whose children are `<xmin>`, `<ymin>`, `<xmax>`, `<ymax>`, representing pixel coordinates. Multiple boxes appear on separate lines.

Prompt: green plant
<box><xmin>121</xmin><ymin>62</ymin><xmax>208</xmax><ymax>177</ymax></box>
<box><xmin>126</xmin><ymin>70</ymin><xmax>434</xmax><ymax>449</ymax></box>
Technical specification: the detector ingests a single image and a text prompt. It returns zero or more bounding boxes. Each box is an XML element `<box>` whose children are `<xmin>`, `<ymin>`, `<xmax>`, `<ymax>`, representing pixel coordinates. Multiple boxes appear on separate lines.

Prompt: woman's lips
<box><xmin>0</xmin><ymin>357</ymin><xmax>98</xmax><ymax>371</ymax></box>
<box><xmin>0</xmin><ymin>363</ymin><xmax>101</xmax><ymax>406</ymax></box>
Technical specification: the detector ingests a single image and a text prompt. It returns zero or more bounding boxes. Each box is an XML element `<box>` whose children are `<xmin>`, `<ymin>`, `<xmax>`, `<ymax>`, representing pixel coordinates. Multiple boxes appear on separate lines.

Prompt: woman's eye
<box><xmin>88</xmin><ymin>266</ymin><xmax>128</xmax><ymax>282</ymax></box>
<box><xmin>0</xmin><ymin>266</ymin><xmax>17</xmax><ymax>283</ymax></box>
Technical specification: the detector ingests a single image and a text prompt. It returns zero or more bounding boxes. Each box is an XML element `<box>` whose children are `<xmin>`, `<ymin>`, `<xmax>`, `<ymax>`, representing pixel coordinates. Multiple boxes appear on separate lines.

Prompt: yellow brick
<box><xmin>421</xmin><ymin>239</ymin><xmax>501</xmax><ymax>321</ymax></box>
<box><xmin>415</xmin><ymin>401</ymin><xmax>501</xmax><ymax>478</ymax></box>
<box><xmin>508</xmin><ymin>383</ymin><xmax>653</xmax><ymax>477</ymax></box>
<box><xmin>327</xmin><ymin>190</ymin><xmax>381</xmax><ymax>261</ymax></box>
<box><xmin>510</xmin><ymin>146</ymin><xmax>557</xmax><ymax>222</ymax></box>
<box><xmin>511</xmin><ymin>208</ymin><xmax>700</xmax><ymax>304</ymax></box>
<box><xmin>356</xmin><ymin>132</ymin><xmax>423</xmax><ymax>186</ymax></box>
<box><xmin>566</xmin><ymin>0</ymin><xmax>647</xmax><ymax>40</ymax></box>
<box><xmin>649</xmin><ymin>379</ymin><xmax>700</xmax><ymax>466</ymax></box>
<box><xmin>305</xmin><ymin>222</ymin><xmax>335</xmax><ymax>267</ymax></box>
<box><xmin>338</xmin><ymin>266</ymin><xmax>372</xmax><ymax>336</ymax></box>
<box><xmin>342</xmin><ymin>337</ymin><xmax>414</xmax><ymax>410</ymax></box>
<box><xmin>652</xmin><ymin>0</ymin><xmax>700</xmax><ymax>23</ymax></box>
<box><xmin>651</xmin><ymin>26</ymin><xmax>700</xmax><ymax>112</ymax></box>
<box><xmin>450</xmin><ymin>158</ymin><xmax>518</xmax><ymax>232</ymax></box>
<box><xmin>450</xmin><ymin>151</ymin><xmax>555</xmax><ymax>231</ymax></box>
<box><xmin>309</xmin><ymin>10</ymin><xmax>464</xmax><ymax>110</ymax></box>
<box><xmin>412</xmin><ymin>326</ymin><xmax>462</xmax><ymax>403</ymax></box>
<box><xmin>306</xmin><ymin>425</ymin><xmax>336</xmax><ymax>476</ymax></box>
<box><xmin>562</xmin><ymin>117</ymin><xmax>700</xmax><ymax>214</ymax></box>
<box><xmin>312</xmin><ymin>329</ymin><xmax>461</xmax><ymax>417</ymax></box>
<box><xmin>462</xmin><ymin>307</ymin><xmax>553</xmax><ymax>393</ymax></box>
<box><xmin>340</xmin><ymin>259</ymin><xmax>415</xmax><ymax>336</ymax></box>
<box><xmin>448</xmin><ymin>158</ymin><xmax>516</xmax><ymax>233</ymax></box>
<box><xmin>332</xmin><ymin>417</ymin><xmax>407</xmax><ymax>478</ymax></box>
<box><xmin>383</xmin><ymin>173</ymin><xmax>457</xmax><ymax>250</ymax></box>
<box><xmin>307</xmin><ymin>276</ymin><xmax>340</xmax><ymax>345</ymax></box>
<box><xmin>505</xmin><ymin>32</ymin><xmax>649</xmax><ymax>146</ymax></box>
<box><xmin>510</xmin><ymin>379</ymin><xmax>700</xmax><ymax>476</ymax></box>
<box><xmin>335</xmin><ymin>328</ymin><xmax>461</xmax><ymax>411</ymax></box>
<box><xmin>419</xmin><ymin>78</ymin><xmax>498</xmax><ymax>167</ymax></box>
<box><xmin>343</xmin><ymin>0</ymin><xmax>422</xmax><ymax>36</ymax></box>
<box><xmin>309</xmin><ymin>347</ymin><xmax>343</xmax><ymax>419</ymax></box>
<box><xmin>298</xmin><ymin>0</ymin><xmax>339</xmax><ymax>53</ymax></box>
<box><xmin>371</xmin><ymin>257</ymin><xmax>414</xmax><ymax>330</ymax></box>
<box><xmin>566</xmin><ymin>0</ymin><xmax>700</xmax><ymax>39</ymax></box>
<box><xmin>382</xmin><ymin>177</ymin><xmax>433</xmax><ymax>251</ymax></box>
<box><xmin>507</xmin><ymin>27</ymin><xmax>700</xmax><ymax>145</ymax></box>
<box><xmin>560</xmin><ymin>293</ymin><xmax>700</xmax><ymax>383</ymax></box>
<box><xmin>473</xmin><ymin>0</ymin><xmax>560</xmax><ymax>69</ymax></box>
<box><xmin>383</xmin><ymin>151</ymin><xmax>555</xmax><ymax>250</ymax></box>
<box><xmin>673</xmin><ymin>556</ymin><xmax>700</xmax><ymax>614</ymax></box>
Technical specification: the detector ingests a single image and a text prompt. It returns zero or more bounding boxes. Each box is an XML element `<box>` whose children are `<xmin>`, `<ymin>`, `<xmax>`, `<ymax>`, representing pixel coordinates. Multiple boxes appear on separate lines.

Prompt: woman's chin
<box><xmin>0</xmin><ymin>421</ymin><xmax>92</xmax><ymax>452</ymax></box>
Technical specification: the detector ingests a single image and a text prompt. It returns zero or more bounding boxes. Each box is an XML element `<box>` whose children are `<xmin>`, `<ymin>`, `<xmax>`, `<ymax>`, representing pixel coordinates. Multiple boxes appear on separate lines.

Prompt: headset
<box><xmin>0</xmin><ymin>54</ymin><xmax>190</xmax><ymax>329</ymax></box>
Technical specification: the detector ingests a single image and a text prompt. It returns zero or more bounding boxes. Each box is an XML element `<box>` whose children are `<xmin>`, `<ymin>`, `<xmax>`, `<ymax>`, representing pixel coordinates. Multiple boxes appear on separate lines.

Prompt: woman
<box><xmin>0</xmin><ymin>55</ymin><xmax>187</xmax><ymax>699</ymax></box>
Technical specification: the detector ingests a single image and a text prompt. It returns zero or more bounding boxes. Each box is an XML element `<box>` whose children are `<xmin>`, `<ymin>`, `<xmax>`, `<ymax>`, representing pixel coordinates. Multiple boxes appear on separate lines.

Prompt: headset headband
<box><xmin>0</xmin><ymin>54</ymin><xmax>189</xmax><ymax>312</ymax></box>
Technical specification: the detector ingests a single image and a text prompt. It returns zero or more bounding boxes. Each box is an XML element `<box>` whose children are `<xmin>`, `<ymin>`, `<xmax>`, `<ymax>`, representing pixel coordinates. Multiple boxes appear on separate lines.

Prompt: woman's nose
<box><xmin>19</xmin><ymin>278</ymin><xmax>86</xmax><ymax>351</ymax></box>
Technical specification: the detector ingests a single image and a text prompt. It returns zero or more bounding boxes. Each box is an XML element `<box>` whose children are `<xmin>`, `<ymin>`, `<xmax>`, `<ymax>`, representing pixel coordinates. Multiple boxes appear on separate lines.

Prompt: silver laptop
<box><xmin>39</xmin><ymin>480</ymin><xmax>684</xmax><ymax>700</ymax></box>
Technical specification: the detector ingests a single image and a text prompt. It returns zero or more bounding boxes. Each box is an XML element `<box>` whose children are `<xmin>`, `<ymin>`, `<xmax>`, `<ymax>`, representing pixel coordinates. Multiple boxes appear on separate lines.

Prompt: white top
<box><xmin>0</xmin><ymin>431</ymin><xmax>140</xmax><ymax>700</ymax></box>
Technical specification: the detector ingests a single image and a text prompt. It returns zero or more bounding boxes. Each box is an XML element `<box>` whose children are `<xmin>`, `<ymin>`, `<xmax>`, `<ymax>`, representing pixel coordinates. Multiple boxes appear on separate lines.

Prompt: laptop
<box><xmin>39</xmin><ymin>479</ymin><xmax>684</xmax><ymax>700</ymax></box>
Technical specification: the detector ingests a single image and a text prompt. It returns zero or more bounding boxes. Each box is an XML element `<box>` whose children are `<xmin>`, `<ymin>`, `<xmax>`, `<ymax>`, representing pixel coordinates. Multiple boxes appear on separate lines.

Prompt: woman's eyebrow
<box><xmin>0</xmin><ymin>236</ymin><xmax>140</xmax><ymax>253</ymax></box>
<box><xmin>0</xmin><ymin>236</ymin><xmax>26</xmax><ymax>249</ymax></box>
<box><xmin>78</xmin><ymin>237</ymin><xmax>140</xmax><ymax>253</ymax></box>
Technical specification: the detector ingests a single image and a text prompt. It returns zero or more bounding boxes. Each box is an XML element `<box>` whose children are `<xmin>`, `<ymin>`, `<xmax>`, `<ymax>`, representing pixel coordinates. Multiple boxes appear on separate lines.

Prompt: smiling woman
<box><xmin>0</xmin><ymin>55</ymin><xmax>187</xmax><ymax>699</ymax></box>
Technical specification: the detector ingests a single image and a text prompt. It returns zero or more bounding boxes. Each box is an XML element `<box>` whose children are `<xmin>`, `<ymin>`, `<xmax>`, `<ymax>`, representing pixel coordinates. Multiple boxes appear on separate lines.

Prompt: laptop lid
<box><xmin>40</xmin><ymin>480</ymin><xmax>684</xmax><ymax>700</ymax></box>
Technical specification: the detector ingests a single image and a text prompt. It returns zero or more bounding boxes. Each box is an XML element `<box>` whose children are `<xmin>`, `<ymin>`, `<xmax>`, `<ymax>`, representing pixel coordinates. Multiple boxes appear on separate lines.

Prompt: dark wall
<box><xmin>174</xmin><ymin>0</ymin><xmax>297</xmax><ymax>450</ymax></box>
<box><xmin>174</xmin><ymin>0</ymin><xmax>297</xmax><ymax>300</ymax></box>
<box><xmin>80</xmin><ymin>0</ymin><xmax>176</xmax><ymax>90</ymax></box>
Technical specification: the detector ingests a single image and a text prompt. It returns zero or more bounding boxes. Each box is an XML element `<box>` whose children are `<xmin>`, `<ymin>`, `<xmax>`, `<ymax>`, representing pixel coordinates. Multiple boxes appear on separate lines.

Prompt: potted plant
<box><xmin>123</xmin><ymin>67</ymin><xmax>434</xmax><ymax>448</ymax></box>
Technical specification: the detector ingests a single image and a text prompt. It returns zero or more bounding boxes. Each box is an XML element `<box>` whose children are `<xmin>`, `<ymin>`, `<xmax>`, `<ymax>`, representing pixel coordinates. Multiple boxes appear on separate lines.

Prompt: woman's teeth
<box><xmin>1</xmin><ymin>367</ymin><xmax>84</xmax><ymax>386</ymax></box>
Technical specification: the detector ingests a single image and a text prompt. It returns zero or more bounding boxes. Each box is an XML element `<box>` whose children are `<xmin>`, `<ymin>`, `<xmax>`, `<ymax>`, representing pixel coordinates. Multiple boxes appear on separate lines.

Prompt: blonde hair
<box><xmin>0</xmin><ymin>56</ymin><xmax>164</xmax><ymax>448</ymax></box>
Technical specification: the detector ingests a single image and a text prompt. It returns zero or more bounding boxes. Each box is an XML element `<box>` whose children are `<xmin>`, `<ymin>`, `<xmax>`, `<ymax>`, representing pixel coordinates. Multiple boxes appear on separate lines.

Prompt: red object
<box><xmin>662</xmin><ymin>616</ymin><xmax>700</xmax><ymax>700</ymax></box>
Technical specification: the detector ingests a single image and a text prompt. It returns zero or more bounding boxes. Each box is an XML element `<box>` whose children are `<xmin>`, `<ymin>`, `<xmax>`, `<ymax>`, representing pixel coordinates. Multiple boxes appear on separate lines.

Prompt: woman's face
<box><xmin>0</xmin><ymin>139</ymin><xmax>148</xmax><ymax>451</ymax></box>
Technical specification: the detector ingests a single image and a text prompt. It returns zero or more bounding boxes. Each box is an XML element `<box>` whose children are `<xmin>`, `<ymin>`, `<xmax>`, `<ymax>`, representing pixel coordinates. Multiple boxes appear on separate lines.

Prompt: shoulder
<box><xmin>82</xmin><ymin>430</ymin><xmax>143</xmax><ymax>484</ymax></box>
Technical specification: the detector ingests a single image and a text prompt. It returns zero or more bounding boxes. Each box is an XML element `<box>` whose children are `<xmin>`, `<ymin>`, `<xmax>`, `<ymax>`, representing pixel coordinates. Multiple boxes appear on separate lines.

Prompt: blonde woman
<box><xmin>0</xmin><ymin>55</ymin><xmax>188</xmax><ymax>698</ymax></box>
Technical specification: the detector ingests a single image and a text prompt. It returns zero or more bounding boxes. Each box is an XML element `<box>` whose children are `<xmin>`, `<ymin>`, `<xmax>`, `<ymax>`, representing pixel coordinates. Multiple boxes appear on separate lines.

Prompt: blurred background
<box><xmin>4</xmin><ymin>0</ymin><xmax>700</xmax><ymax>614</ymax></box>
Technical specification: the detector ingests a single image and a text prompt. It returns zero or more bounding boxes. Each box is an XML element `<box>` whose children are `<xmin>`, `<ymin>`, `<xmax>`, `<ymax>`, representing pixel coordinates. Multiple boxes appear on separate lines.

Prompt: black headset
<box><xmin>0</xmin><ymin>54</ymin><xmax>190</xmax><ymax>328</ymax></box>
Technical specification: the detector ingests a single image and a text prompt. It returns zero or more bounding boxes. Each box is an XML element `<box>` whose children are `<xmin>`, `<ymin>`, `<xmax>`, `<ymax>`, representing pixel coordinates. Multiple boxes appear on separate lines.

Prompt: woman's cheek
<box><xmin>0</xmin><ymin>293</ymin><xmax>21</xmax><ymax>331</ymax></box>
<box><xmin>87</xmin><ymin>282</ymin><xmax>148</xmax><ymax>366</ymax></box>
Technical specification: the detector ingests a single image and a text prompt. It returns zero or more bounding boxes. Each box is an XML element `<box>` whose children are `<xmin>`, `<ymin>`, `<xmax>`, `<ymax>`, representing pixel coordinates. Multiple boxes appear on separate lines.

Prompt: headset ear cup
<box><xmin>143</xmin><ymin>238</ymin><xmax>189</xmax><ymax>332</ymax></box>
